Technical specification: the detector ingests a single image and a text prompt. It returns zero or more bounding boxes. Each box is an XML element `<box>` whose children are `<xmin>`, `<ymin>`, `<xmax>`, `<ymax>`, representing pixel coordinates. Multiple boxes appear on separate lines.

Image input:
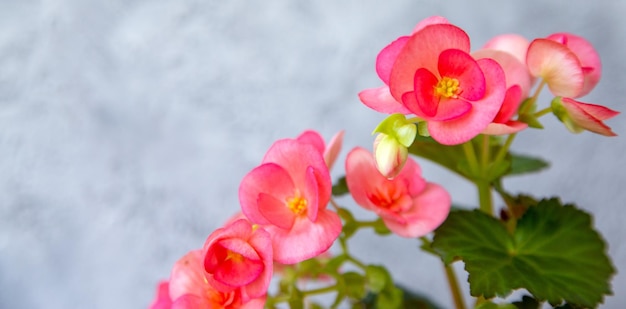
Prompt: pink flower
<box><xmin>345</xmin><ymin>147</ymin><xmax>451</xmax><ymax>238</ymax></box>
<box><xmin>202</xmin><ymin>219</ymin><xmax>273</xmax><ymax>301</ymax></box>
<box><xmin>473</xmin><ymin>48</ymin><xmax>532</xmax><ymax>135</ymax></box>
<box><xmin>387</xmin><ymin>22</ymin><xmax>507</xmax><ymax>145</ymax></box>
<box><xmin>552</xmin><ymin>97</ymin><xmax>619</xmax><ymax>136</ymax></box>
<box><xmin>358</xmin><ymin>16</ymin><xmax>449</xmax><ymax>115</ymax></box>
<box><xmin>239</xmin><ymin>135</ymin><xmax>342</xmax><ymax>264</ymax></box>
<box><xmin>152</xmin><ymin>250</ymin><xmax>265</xmax><ymax>309</ymax></box>
<box><xmin>526</xmin><ymin>33</ymin><xmax>601</xmax><ymax>98</ymax></box>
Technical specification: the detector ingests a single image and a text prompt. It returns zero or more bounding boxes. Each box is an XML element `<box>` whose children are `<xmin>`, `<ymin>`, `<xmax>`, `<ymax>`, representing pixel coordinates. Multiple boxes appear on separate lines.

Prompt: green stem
<box><xmin>493</xmin><ymin>133</ymin><xmax>516</xmax><ymax>167</ymax></box>
<box><xmin>534</xmin><ymin>106</ymin><xmax>552</xmax><ymax>118</ymax></box>
<box><xmin>477</xmin><ymin>180</ymin><xmax>493</xmax><ymax>215</ymax></box>
<box><xmin>480</xmin><ymin>134</ymin><xmax>490</xmax><ymax>174</ymax></box>
<box><xmin>301</xmin><ymin>284</ymin><xmax>340</xmax><ymax>297</ymax></box>
<box><xmin>444</xmin><ymin>263</ymin><xmax>467</xmax><ymax>309</ymax></box>
<box><xmin>462</xmin><ymin>141</ymin><xmax>480</xmax><ymax>176</ymax></box>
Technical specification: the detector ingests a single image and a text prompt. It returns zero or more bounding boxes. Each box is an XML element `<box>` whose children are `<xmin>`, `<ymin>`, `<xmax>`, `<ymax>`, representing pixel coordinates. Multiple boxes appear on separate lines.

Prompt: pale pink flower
<box><xmin>527</xmin><ymin>33</ymin><xmax>601</xmax><ymax>98</ymax></box>
<box><xmin>151</xmin><ymin>250</ymin><xmax>265</xmax><ymax>309</ymax></box>
<box><xmin>388</xmin><ymin>23</ymin><xmax>507</xmax><ymax>145</ymax></box>
<box><xmin>358</xmin><ymin>16</ymin><xmax>449</xmax><ymax>114</ymax></box>
<box><xmin>202</xmin><ymin>219</ymin><xmax>273</xmax><ymax>301</ymax></box>
<box><xmin>552</xmin><ymin>97</ymin><xmax>619</xmax><ymax>136</ymax></box>
<box><xmin>483</xmin><ymin>34</ymin><xmax>530</xmax><ymax>66</ymax></box>
<box><xmin>473</xmin><ymin>49</ymin><xmax>532</xmax><ymax>135</ymax></box>
<box><xmin>345</xmin><ymin>147</ymin><xmax>451</xmax><ymax>238</ymax></box>
<box><xmin>239</xmin><ymin>136</ymin><xmax>342</xmax><ymax>264</ymax></box>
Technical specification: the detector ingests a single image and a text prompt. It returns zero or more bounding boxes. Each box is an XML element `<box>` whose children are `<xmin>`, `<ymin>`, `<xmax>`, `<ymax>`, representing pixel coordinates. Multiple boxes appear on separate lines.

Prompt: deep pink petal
<box><xmin>376</xmin><ymin>36</ymin><xmax>409</xmax><ymax>84</ymax></box>
<box><xmin>428</xmin><ymin>58</ymin><xmax>506</xmax><ymax>145</ymax></box>
<box><xmin>239</xmin><ymin>163</ymin><xmax>295</xmax><ymax>225</ymax></box>
<box><xmin>241</xmin><ymin>297</ymin><xmax>267</xmax><ymax>309</ymax></box>
<box><xmin>171</xmin><ymin>294</ymin><xmax>210</xmax><ymax>309</ymax></box>
<box><xmin>473</xmin><ymin>49</ymin><xmax>532</xmax><ymax>98</ymax></box>
<box><xmin>483</xmin><ymin>34</ymin><xmax>530</xmax><ymax>65</ymax></box>
<box><xmin>296</xmin><ymin>130</ymin><xmax>325</xmax><ymax>155</ymax></box>
<box><xmin>547</xmin><ymin>33</ymin><xmax>601</xmax><ymax>97</ymax></box>
<box><xmin>267</xmin><ymin>209</ymin><xmax>342</xmax><ymax>264</ymax></box>
<box><xmin>262</xmin><ymin>139</ymin><xmax>331</xmax><ymax>209</ymax></box>
<box><xmin>411</xmin><ymin>16</ymin><xmax>450</xmax><ymax>34</ymax></box>
<box><xmin>390</xmin><ymin>24</ymin><xmax>470</xmax><ymax>101</ymax></box>
<box><xmin>410</xmin><ymin>68</ymin><xmax>440</xmax><ymax>117</ymax></box>
<box><xmin>433</xmin><ymin>98</ymin><xmax>472</xmax><ymax>121</ymax></box>
<box><xmin>240</xmin><ymin>230</ymin><xmax>273</xmax><ymax>301</ymax></box>
<box><xmin>323</xmin><ymin>130</ymin><xmax>344</xmax><ymax>169</ymax></box>
<box><xmin>358</xmin><ymin>86</ymin><xmax>412</xmax><ymax>114</ymax></box>
<box><xmin>527</xmin><ymin>39</ymin><xmax>584</xmax><ymax>97</ymax></box>
<box><xmin>345</xmin><ymin>147</ymin><xmax>388</xmax><ymax>210</ymax></box>
<box><xmin>493</xmin><ymin>85</ymin><xmax>523</xmax><ymax>123</ymax></box>
<box><xmin>437</xmin><ymin>49</ymin><xmax>486</xmax><ymax>101</ymax></box>
<box><xmin>382</xmin><ymin>183</ymin><xmax>451</xmax><ymax>238</ymax></box>
<box><xmin>257</xmin><ymin>193</ymin><xmax>295</xmax><ymax>230</ymax></box>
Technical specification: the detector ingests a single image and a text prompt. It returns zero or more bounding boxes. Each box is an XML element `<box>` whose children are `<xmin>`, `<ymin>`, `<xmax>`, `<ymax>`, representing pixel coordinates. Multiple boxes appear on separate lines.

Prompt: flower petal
<box><xmin>323</xmin><ymin>130</ymin><xmax>344</xmax><ymax>169</ymax></box>
<box><xmin>493</xmin><ymin>85</ymin><xmax>523</xmax><ymax>124</ymax></box>
<box><xmin>257</xmin><ymin>193</ymin><xmax>295</xmax><ymax>230</ymax></box>
<box><xmin>481</xmin><ymin>121</ymin><xmax>528</xmax><ymax>135</ymax></box>
<box><xmin>345</xmin><ymin>147</ymin><xmax>388</xmax><ymax>210</ymax></box>
<box><xmin>382</xmin><ymin>183</ymin><xmax>451</xmax><ymax>238</ymax></box>
<box><xmin>561</xmin><ymin>98</ymin><xmax>619</xmax><ymax>136</ymax></box>
<box><xmin>390</xmin><ymin>24</ymin><xmax>470</xmax><ymax>101</ymax></box>
<box><xmin>483</xmin><ymin>34</ymin><xmax>530</xmax><ymax>65</ymax></box>
<box><xmin>411</xmin><ymin>15</ymin><xmax>450</xmax><ymax>34</ymax></box>
<box><xmin>473</xmin><ymin>49</ymin><xmax>532</xmax><ymax>98</ymax></box>
<box><xmin>547</xmin><ymin>33</ymin><xmax>601</xmax><ymax>97</ymax></box>
<box><xmin>267</xmin><ymin>209</ymin><xmax>342</xmax><ymax>264</ymax></box>
<box><xmin>409</xmin><ymin>68</ymin><xmax>440</xmax><ymax>117</ymax></box>
<box><xmin>438</xmin><ymin>49</ymin><xmax>486</xmax><ymax>101</ymax></box>
<box><xmin>527</xmin><ymin>38</ymin><xmax>584</xmax><ymax>97</ymax></box>
<box><xmin>296</xmin><ymin>130</ymin><xmax>325</xmax><ymax>155</ymax></box>
<box><xmin>376</xmin><ymin>36</ymin><xmax>409</xmax><ymax>84</ymax></box>
<box><xmin>239</xmin><ymin>163</ymin><xmax>295</xmax><ymax>225</ymax></box>
<box><xmin>358</xmin><ymin>86</ymin><xmax>412</xmax><ymax>114</ymax></box>
<box><xmin>428</xmin><ymin>58</ymin><xmax>507</xmax><ymax>145</ymax></box>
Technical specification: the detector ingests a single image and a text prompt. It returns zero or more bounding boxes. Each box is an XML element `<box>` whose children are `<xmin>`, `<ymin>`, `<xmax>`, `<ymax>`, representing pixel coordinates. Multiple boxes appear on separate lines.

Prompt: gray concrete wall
<box><xmin>1</xmin><ymin>1</ymin><xmax>624</xmax><ymax>308</ymax></box>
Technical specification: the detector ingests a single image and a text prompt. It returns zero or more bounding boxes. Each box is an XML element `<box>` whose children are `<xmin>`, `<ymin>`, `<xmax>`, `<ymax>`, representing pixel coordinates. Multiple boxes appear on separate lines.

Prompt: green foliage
<box><xmin>332</xmin><ymin>176</ymin><xmax>349</xmax><ymax>196</ymax></box>
<box><xmin>431</xmin><ymin>199</ymin><xmax>615</xmax><ymax>308</ymax></box>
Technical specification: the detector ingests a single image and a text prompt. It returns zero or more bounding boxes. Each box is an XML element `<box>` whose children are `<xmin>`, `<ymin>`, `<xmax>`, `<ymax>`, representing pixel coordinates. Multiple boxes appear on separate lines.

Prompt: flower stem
<box><xmin>534</xmin><ymin>106</ymin><xmax>552</xmax><ymax>118</ymax></box>
<box><xmin>444</xmin><ymin>263</ymin><xmax>467</xmax><ymax>309</ymax></box>
<box><xmin>477</xmin><ymin>180</ymin><xmax>493</xmax><ymax>215</ymax></box>
<box><xmin>462</xmin><ymin>141</ymin><xmax>480</xmax><ymax>176</ymax></box>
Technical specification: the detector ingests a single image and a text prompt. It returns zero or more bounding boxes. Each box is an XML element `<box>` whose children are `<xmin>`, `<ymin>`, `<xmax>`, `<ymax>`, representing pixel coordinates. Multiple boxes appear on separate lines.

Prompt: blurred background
<box><xmin>1</xmin><ymin>0</ymin><xmax>625</xmax><ymax>308</ymax></box>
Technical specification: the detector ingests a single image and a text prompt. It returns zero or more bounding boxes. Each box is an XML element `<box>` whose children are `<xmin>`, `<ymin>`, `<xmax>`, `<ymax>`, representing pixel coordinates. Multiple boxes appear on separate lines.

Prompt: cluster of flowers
<box><xmin>148</xmin><ymin>15</ymin><xmax>618</xmax><ymax>308</ymax></box>
<box><xmin>363</xmin><ymin>16</ymin><xmax>617</xmax><ymax>177</ymax></box>
<box><xmin>149</xmin><ymin>128</ymin><xmax>451</xmax><ymax>308</ymax></box>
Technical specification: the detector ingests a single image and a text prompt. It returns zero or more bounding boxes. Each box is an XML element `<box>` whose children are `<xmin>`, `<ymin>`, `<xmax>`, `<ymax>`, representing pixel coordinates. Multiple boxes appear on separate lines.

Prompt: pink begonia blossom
<box><xmin>150</xmin><ymin>250</ymin><xmax>265</xmax><ymax>309</ymax></box>
<box><xmin>552</xmin><ymin>97</ymin><xmax>619</xmax><ymax>136</ymax></box>
<box><xmin>527</xmin><ymin>33</ymin><xmax>601</xmax><ymax>98</ymax></box>
<box><xmin>203</xmin><ymin>219</ymin><xmax>273</xmax><ymax>301</ymax></box>
<box><xmin>358</xmin><ymin>16</ymin><xmax>449</xmax><ymax>114</ymax></box>
<box><xmin>345</xmin><ymin>147</ymin><xmax>451</xmax><ymax>238</ymax></box>
<box><xmin>388</xmin><ymin>22</ymin><xmax>507</xmax><ymax>145</ymax></box>
<box><xmin>483</xmin><ymin>34</ymin><xmax>531</xmax><ymax>66</ymax></box>
<box><xmin>473</xmin><ymin>49</ymin><xmax>532</xmax><ymax>135</ymax></box>
<box><xmin>239</xmin><ymin>135</ymin><xmax>342</xmax><ymax>264</ymax></box>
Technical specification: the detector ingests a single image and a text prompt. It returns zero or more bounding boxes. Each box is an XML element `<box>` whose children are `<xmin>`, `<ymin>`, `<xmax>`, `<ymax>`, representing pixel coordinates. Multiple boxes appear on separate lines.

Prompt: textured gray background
<box><xmin>1</xmin><ymin>1</ymin><xmax>625</xmax><ymax>308</ymax></box>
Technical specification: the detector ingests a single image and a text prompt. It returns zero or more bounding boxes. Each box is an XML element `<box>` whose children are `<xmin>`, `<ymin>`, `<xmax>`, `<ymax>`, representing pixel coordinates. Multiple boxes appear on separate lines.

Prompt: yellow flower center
<box><xmin>226</xmin><ymin>250</ymin><xmax>244</xmax><ymax>263</ymax></box>
<box><xmin>435</xmin><ymin>77</ymin><xmax>461</xmax><ymax>98</ymax></box>
<box><xmin>287</xmin><ymin>196</ymin><xmax>308</xmax><ymax>215</ymax></box>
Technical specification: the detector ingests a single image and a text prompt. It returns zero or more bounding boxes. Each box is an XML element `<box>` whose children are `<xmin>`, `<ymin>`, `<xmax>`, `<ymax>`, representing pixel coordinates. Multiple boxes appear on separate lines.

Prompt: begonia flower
<box><xmin>473</xmin><ymin>49</ymin><xmax>532</xmax><ymax>135</ymax></box>
<box><xmin>203</xmin><ymin>219</ymin><xmax>273</xmax><ymax>301</ymax></box>
<box><xmin>388</xmin><ymin>22</ymin><xmax>507</xmax><ymax>145</ymax></box>
<box><xmin>358</xmin><ymin>16</ymin><xmax>449</xmax><ymax>114</ymax></box>
<box><xmin>526</xmin><ymin>33</ymin><xmax>601</xmax><ymax>98</ymax></box>
<box><xmin>239</xmin><ymin>136</ymin><xmax>342</xmax><ymax>264</ymax></box>
<box><xmin>154</xmin><ymin>249</ymin><xmax>265</xmax><ymax>309</ymax></box>
<box><xmin>551</xmin><ymin>97</ymin><xmax>619</xmax><ymax>136</ymax></box>
<box><xmin>345</xmin><ymin>147</ymin><xmax>451</xmax><ymax>238</ymax></box>
<box><xmin>483</xmin><ymin>34</ymin><xmax>531</xmax><ymax>66</ymax></box>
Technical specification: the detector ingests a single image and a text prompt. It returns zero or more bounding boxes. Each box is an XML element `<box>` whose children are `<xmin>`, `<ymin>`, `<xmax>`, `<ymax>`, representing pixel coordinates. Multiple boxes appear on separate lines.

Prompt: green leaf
<box><xmin>408</xmin><ymin>135</ymin><xmax>474</xmax><ymax>180</ymax></box>
<box><xmin>508</xmin><ymin>154</ymin><xmax>549</xmax><ymax>176</ymax></box>
<box><xmin>332</xmin><ymin>176</ymin><xmax>349</xmax><ymax>196</ymax></box>
<box><xmin>343</xmin><ymin>272</ymin><xmax>367</xmax><ymax>300</ymax></box>
<box><xmin>432</xmin><ymin>199</ymin><xmax>615</xmax><ymax>308</ymax></box>
<box><xmin>365</xmin><ymin>265</ymin><xmax>389</xmax><ymax>293</ymax></box>
<box><xmin>475</xmin><ymin>302</ymin><xmax>517</xmax><ymax>309</ymax></box>
<box><xmin>512</xmin><ymin>295</ymin><xmax>540</xmax><ymax>309</ymax></box>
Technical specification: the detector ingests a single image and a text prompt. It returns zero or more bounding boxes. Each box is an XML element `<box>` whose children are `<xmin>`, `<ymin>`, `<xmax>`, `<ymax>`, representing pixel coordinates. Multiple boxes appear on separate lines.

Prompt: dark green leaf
<box><xmin>408</xmin><ymin>135</ymin><xmax>475</xmax><ymax>180</ymax></box>
<box><xmin>475</xmin><ymin>302</ymin><xmax>517</xmax><ymax>309</ymax></box>
<box><xmin>343</xmin><ymin>272</ymin><xmax>367</xmax><ymax>300</ymax></box>
<box><xmin>332</xmin><ymin>176</ymin><xmax>349</xmax><ymax>196</ymax></box>
<box><xmin>512</xmin><ymin>295</ymin><xmax>540</xmax><ymax>309</ymax></box>
<box><xmin>508</xmin><ymin>154</ymin><xmax>549</xmax><ymax>176</ymax></box>
<box><xmin>432</xmin><ymin>199</ymin><xmax>615</xmax><ymax>308</ymax></box>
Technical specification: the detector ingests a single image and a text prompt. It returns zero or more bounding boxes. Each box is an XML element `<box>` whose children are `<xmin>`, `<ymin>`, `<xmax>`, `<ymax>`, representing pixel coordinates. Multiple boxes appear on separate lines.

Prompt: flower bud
<box><xmin>551</xmin><ymin>97</ymin><xmax>618</xmax><ymax>136</ymax></box>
